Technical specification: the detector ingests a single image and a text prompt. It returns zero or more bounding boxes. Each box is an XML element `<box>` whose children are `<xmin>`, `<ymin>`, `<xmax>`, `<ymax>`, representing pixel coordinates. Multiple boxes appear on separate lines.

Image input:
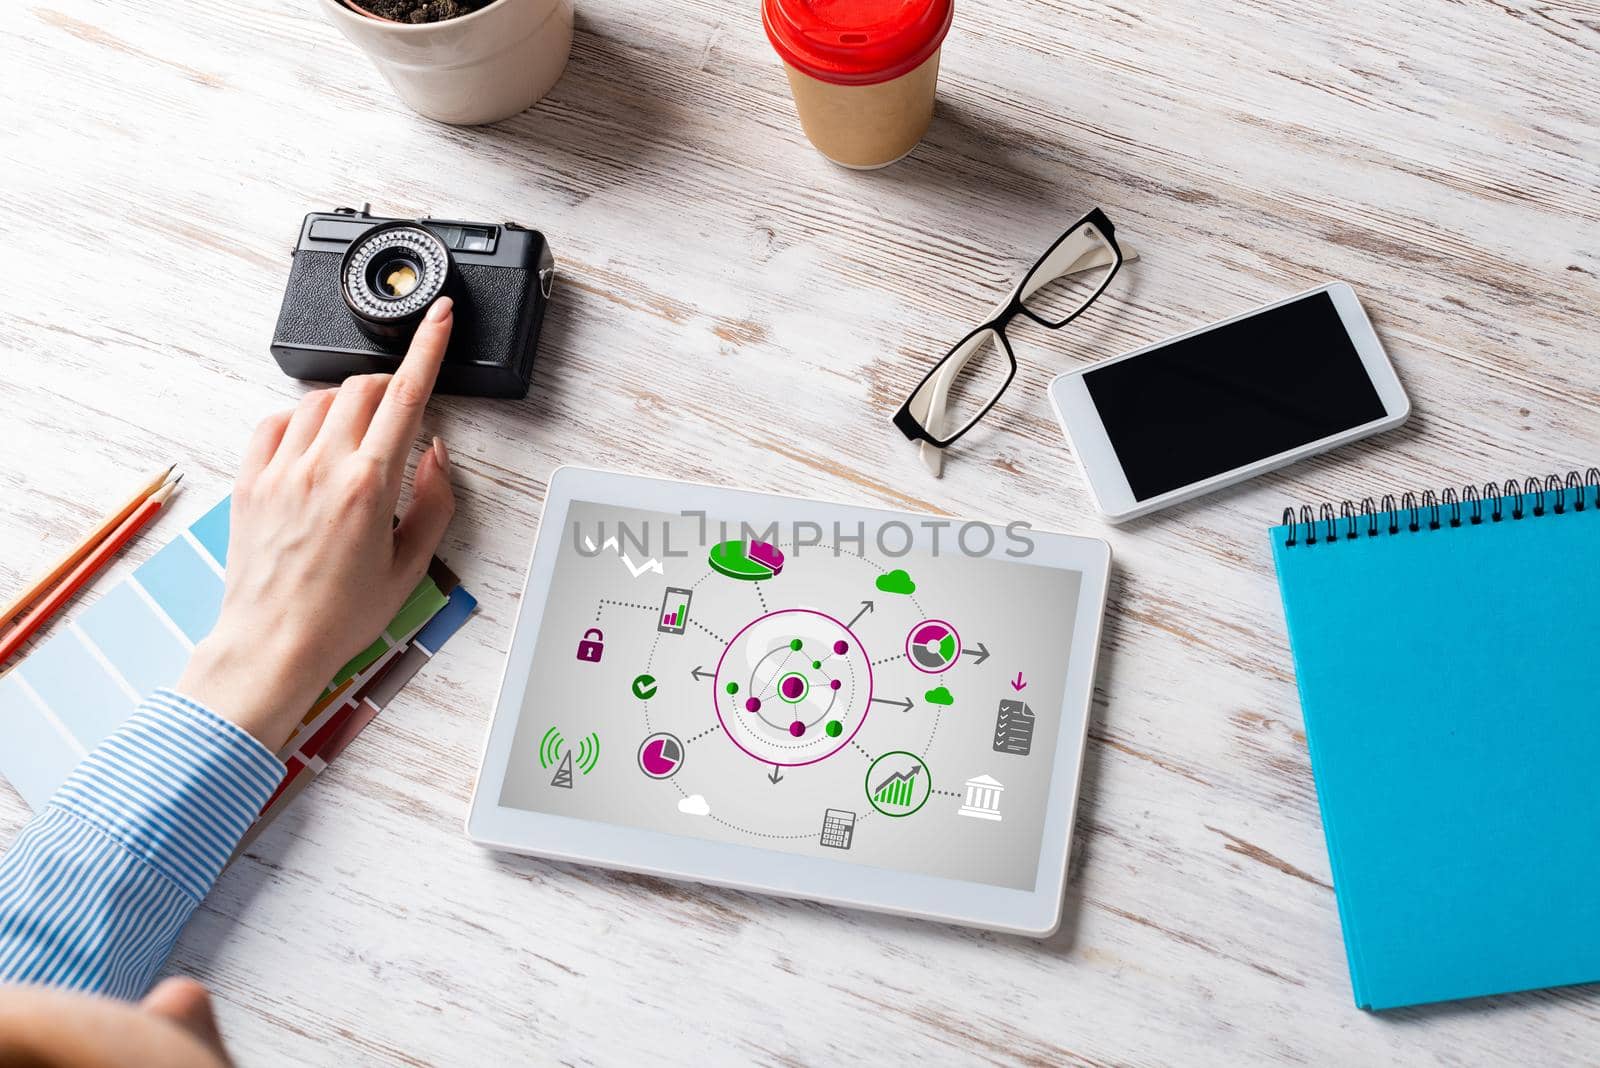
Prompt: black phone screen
<box><xmin>1081</xmin><ymin>291</ymin><xmax>1388</xmax><ymax>502</ymax></box>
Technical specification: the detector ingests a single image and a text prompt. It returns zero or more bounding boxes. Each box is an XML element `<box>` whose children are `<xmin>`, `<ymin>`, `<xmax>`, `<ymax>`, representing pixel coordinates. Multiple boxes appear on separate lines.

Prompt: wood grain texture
<box><xmin>2</xmin><ymin>0</ymin><xmax>1598</xmax><ymax>1062</ymax></box>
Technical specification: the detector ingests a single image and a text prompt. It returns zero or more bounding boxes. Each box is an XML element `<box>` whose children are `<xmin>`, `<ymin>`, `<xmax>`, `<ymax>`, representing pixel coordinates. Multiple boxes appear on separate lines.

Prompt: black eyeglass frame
<box><xmin>891</xmin><ymin>208</ymin><xmax>1124</xmax><ymax>450</ymax></box>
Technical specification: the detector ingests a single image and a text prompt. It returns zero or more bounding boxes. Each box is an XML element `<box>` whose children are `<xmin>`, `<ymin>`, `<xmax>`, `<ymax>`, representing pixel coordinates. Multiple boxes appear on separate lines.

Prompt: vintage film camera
<box><xmin>270</xmin><ymin>206</ymin><xmax>554</xmax><ymax>398</ymax></box>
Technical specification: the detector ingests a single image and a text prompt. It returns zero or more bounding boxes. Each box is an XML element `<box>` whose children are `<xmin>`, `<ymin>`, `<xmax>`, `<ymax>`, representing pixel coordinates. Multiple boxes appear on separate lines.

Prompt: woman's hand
<box><xmin>178</xmin><ymin>297</ymin><xmax>457</xmax><ymax>751</ymax></box>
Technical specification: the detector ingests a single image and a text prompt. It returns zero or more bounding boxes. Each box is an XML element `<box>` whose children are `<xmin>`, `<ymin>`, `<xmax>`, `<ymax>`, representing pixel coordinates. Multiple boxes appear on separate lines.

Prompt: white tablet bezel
<box><xmin>466</xmin><ymin>466</ymin><xmax>1112</xmax><ymax>936</ymax></box>
<box><xmin>1047</xmin><ymin>282</ymin><xmax>1410</xmax><ymax>523</ymax></box>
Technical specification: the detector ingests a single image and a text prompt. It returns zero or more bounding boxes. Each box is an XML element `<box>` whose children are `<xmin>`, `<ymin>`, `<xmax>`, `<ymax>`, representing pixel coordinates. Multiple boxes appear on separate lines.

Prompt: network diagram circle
<box><xmin>713</xmin><ymin>608</ymin><xmax>873</xmax><ymax>767</ymax></box>
<box><xmin>904</xmin><ymin>618</ymin><xmax>961</xmax><ymax>673</ymax></box>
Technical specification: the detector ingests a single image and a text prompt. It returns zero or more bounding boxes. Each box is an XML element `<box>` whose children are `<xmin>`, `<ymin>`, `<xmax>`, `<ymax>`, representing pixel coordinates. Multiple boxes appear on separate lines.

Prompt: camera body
<box><xmin>270</xmin><ymin>207</ymin><xmax>554</xmax><ymax>398</ymax></box>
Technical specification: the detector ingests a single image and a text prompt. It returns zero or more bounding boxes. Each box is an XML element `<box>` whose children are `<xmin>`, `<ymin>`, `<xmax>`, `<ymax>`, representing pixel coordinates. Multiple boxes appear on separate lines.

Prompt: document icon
<box><xmin>993</xmin><ymin>699</ymin><xmax>1035</xmax><ymax>756</ymax></box>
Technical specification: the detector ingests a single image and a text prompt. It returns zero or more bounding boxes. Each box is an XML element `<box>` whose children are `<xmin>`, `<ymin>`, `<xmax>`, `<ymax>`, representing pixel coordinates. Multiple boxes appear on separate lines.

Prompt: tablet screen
<box><xmin>496</xmin><ymin>501</ymin><xmax>1086</xmax><ymax>891</ymax></box>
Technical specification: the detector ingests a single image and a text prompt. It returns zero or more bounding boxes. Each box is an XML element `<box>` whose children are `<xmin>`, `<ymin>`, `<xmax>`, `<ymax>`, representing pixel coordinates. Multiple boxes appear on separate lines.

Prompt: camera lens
<box><xmin>341</xmin><ymin>223</ymin><xmax>454</xmax><ymax>338</ymax></box>
<box><xmin>370</xmin><ymin>256</ymin><xmax>421</xmax><ymax>298</ymax></box>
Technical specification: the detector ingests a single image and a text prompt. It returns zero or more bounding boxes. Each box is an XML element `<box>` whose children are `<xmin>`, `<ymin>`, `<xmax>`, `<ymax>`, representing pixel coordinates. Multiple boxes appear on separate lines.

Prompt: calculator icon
<box><xmin>819</xmin><ymin>808</ymin><xmax>856</xmax><ymax>850</ymax></box>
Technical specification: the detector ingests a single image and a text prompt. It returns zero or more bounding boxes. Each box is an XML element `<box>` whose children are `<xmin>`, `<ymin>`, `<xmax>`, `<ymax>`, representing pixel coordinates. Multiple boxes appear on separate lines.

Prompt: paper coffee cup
<box><xmin>763</xmin><ymin>0</ymin><xmax>954</xmax><ymax>170</ymax></box>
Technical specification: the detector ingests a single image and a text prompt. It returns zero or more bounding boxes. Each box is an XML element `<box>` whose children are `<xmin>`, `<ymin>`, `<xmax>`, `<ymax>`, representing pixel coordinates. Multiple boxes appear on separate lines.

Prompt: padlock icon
<box><xmin>575</xmin><ymin>628</ymin><xmax>605</xmax><ymax>663</ymax></box>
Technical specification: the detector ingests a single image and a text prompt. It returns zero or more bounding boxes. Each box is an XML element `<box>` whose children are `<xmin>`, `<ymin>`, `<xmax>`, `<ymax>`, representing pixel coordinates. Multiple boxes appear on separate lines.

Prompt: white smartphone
<box><xmin>1048</xmin><ymin>283</ymin><xmax>1409</xmax><ymax>523</ymax></box>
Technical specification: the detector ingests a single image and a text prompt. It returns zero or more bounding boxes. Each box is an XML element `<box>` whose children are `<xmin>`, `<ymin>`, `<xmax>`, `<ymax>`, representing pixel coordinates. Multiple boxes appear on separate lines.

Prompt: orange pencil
<box><xmin>0</xmin><ymin>480</ymin><xmax>181</xmax><ymax>667</ymax></box>
<box><xmin>0</xmin><ymin>463</ymin><xmax>177</xmax><ymax>632</ymax></box>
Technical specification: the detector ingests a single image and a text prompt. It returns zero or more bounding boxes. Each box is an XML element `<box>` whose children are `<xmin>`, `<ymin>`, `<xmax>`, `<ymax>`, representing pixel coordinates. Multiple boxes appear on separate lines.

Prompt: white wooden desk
<box><xmin>3</xmin><ymin>0</ymin><xmax>1597</xmax><ymax>1062</ymax></box>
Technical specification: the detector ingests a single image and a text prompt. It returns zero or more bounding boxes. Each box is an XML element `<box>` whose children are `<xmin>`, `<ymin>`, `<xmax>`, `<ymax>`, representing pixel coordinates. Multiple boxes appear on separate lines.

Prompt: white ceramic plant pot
<box><xmin>321</xmin><ymin>0</ymin><xmax>574</xmax><ymax>126</ymax></box>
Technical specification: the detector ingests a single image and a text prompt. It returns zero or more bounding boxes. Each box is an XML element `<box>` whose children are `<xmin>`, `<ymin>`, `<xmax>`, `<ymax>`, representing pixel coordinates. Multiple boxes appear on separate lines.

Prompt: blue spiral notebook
<box><xmin>1270</xmin><ymin>474</ymin><xmax>1600</xmax><ymax>1011</ymax></box>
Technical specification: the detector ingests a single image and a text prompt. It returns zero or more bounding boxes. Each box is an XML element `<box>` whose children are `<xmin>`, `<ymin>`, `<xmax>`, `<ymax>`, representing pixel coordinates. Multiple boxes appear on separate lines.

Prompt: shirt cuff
<box><xmin>48</xmin><ymin>689</ymin><xmax>286</xmax><ymax>901</ymax></box>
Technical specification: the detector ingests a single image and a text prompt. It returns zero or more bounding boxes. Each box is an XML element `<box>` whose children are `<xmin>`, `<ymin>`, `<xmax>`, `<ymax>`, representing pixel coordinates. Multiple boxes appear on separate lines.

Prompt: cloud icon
<box><xmin>875</xmin><ymin>569</ymin><xmax>916</xmax><ymax>595</ymax></box>
<box><xmin>677</xmin><ymin>794</ymin><xmax>711</xmax><ymax>817</ymax></box>
<box><xmin>924</xmin><ymin>685</ymin><xmax>954</xmax><ymax>706</ymax></box>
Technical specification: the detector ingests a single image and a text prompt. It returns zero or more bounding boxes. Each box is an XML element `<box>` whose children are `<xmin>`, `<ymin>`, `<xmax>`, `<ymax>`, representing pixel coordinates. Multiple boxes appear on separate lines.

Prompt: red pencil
<box><xmin>0</xmin><ymin>463</ymin><xmax>177</xmax><ymax>631</ymax></box>
<box><xmin>0</xmin><ymin>479</ymin><xmax>181</xmax><ymax>667</ymax></box>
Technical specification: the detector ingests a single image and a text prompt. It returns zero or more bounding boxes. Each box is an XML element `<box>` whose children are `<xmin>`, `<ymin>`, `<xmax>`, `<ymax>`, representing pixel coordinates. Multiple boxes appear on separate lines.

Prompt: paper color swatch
<box><xmin>0</xmin><ymin>496</ymin><xmax>475</xmax><ymax>826</ymax></box>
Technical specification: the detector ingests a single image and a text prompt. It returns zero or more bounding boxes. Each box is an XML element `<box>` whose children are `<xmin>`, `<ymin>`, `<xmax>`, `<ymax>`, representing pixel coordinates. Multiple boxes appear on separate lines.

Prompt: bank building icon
<box><xmin>958</xmin><ymin>774</ymin><xmax>1005</xmax><ymax>822</ymax></box>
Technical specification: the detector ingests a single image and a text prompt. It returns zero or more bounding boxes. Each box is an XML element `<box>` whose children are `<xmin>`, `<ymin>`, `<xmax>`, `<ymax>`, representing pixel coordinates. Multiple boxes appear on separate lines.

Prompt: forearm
<box><xmin>0</xmin><ymin>690</ymin><xmax>283</xmax><ymax>999</ymax></box>
<box><xmin>0</xmin><ymin>298</ymin><xmax>452</xmax><ymax>1004</ymax></box>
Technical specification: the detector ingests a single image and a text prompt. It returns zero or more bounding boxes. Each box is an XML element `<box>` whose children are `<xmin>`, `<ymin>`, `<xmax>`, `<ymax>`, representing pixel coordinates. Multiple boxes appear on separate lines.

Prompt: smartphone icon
<box><xmin>657</xmin><ymin>587</ymin><xmax>693</xmax><ymax>635</ymax></box>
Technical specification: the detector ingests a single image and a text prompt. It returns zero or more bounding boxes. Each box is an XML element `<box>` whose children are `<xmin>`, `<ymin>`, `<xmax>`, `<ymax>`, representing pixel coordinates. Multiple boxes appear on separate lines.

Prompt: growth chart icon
<box><xmin>864</xmin><ymin>751</ymin><xmax>931</xmax><ymax>817</ymax></box>
<box><xmin>657</xmin><ymin>587</ymin><xmax>693</xmax><ymax>635</ymax></box>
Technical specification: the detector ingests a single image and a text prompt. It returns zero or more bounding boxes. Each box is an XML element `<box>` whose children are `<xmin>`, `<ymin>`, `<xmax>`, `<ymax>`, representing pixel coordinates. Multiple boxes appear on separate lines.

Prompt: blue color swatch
<box><xmin>76</xmin><ymin>582</ymin><xmax>192</xmax><ymax>700</ymax></box>
<box><xmin>189</xmin><ymin>497</ymin><xmax>231</xmax><ymax>567</ymax></box>
<box><xmin>134</xmin><ymin>536</ymin><xmax>224</xmax><ymax>643</ymax></box>
<box><xmin>12</xmin><ymin>628</ymin><xmax>128</xmax><ymax>749</ymax></box>
<box><xmin>415</xmin><ymin>586</ymin><xmax>479</xmax><ymax>655</ymax></box>
<box><xmin>0</xmin><ymin>677</ymin><xmax>82</xmax><ymax>807</ymax></box>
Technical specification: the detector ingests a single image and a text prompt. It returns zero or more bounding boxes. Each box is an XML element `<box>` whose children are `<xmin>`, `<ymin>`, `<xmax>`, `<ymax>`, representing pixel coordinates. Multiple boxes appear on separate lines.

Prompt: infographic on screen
<box><xmin>499</xmin><ymin>502</ymin><xmax>1085</xmax><ymax>890</ymax></box>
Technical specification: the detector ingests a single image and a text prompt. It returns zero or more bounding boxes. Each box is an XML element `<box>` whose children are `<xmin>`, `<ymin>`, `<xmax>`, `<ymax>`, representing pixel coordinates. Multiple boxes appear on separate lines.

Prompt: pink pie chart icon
<box><xmin>637</xmin><ymin>732</ymin><xmax>685</xmax><ymax>779</ymax></box>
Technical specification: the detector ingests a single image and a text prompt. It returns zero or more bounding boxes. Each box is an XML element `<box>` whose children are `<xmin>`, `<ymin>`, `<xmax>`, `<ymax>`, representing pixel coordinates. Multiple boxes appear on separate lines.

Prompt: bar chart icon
<box><xmin>864</xmin><ymin>751</ymin><xmax>931</xmax><ymax>816</ymax></box>
<box><xmin>873</xmin><ymin>767</ymin><xmax>920</xmax><ymax>808</ymax></box>
<box><xmin>657</xmin><ymin>587</ymin><xmax>692</xmax><ymax>635</ymax></box>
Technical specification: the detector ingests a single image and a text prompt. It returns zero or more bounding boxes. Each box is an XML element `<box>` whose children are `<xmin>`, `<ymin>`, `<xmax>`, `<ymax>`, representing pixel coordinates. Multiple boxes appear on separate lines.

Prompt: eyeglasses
<box><xmin>892</xmin><ymin>208</ymin><xmax>1127</xmax><ymax>459</ymax></box>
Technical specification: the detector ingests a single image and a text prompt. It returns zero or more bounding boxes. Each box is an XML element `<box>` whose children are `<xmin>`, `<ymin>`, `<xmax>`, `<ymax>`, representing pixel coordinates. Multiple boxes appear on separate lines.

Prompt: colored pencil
<box><xmin>0</xmin><ymin>479</ymin><xmax>181</xmax><ymax>666</ymax></box>
<box><xmin>0</xmin><ymin>464</ymin><xmax>177</xmax><ymax>632</ymax></box>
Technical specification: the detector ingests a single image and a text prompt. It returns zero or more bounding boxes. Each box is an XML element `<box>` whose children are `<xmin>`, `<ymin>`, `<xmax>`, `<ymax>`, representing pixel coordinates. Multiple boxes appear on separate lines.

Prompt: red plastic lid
<box><xmin>763</xmin><ymin>0</ymin><xmax>954</xmax><ymax>87</ymax></box>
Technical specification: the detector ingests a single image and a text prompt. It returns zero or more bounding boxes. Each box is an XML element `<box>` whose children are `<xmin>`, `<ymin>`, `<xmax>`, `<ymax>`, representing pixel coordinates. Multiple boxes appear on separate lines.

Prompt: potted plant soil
<box><xmin>322</xmin><ymin>0</ymin><xmax>573</xmax><ymax>125</ymax></box>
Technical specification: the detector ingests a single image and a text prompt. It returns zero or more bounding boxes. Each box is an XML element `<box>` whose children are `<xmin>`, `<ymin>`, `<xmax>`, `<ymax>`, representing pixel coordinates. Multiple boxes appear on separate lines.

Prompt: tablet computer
<box><xmin>467</xmin><ymin>467</ymin><xmax>1111</xmax><ymax>935</ymax></box>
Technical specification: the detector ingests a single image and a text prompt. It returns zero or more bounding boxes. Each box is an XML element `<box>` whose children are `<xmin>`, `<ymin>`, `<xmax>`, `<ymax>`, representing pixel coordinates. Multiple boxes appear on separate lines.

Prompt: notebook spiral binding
<box><xmin>1281</xmin><ymin>469</ymin><xmax>1600</xmax><ymax>547</ymax></box>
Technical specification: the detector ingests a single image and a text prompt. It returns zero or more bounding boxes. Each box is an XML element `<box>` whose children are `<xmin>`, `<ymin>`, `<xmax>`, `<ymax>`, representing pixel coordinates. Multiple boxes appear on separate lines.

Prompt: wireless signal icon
<box><xmin>540</xmin><ymin>727</ymin><xmax>600</xmax><ymax>789</ymax></box>
<box><xmin>574</xmin><ymin>733</ymin><xmax>600</xmax><ymax>774</ymax></box>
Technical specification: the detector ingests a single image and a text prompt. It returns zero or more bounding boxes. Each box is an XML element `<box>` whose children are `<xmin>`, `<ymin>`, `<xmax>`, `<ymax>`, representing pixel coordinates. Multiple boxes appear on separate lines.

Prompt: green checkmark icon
<box><xmin>631</xmin><ymin>674</ymin><xmax>658</xmax><ymax>700</ymax></box>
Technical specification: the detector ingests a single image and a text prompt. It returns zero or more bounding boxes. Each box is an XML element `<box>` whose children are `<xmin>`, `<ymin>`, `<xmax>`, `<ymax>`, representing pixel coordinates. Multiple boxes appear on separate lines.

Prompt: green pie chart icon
<box><xmin>709</xmin><ymin>539</ymin><xmax>785</xmax><ymax>581</ymax></box>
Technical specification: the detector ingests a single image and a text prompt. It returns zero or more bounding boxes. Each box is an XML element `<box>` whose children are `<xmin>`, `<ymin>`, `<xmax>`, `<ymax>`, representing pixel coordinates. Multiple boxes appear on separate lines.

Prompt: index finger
<box><xmin>363</xmin><ymin>297</ymin><xmax>453</xmax><ymax>466</ymax></box>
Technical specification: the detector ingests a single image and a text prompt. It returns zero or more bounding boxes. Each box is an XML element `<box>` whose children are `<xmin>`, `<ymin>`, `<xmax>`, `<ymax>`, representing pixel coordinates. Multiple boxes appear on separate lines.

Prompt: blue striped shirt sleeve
<box><xmin>0</xmin><ymin>689</ymin><xmax>284</xmax><ymax>999</ymax></box>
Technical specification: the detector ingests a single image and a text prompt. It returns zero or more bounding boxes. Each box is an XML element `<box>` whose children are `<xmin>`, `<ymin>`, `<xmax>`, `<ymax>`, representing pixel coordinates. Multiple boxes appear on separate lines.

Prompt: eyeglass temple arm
<box><xmin>913</xmin><ymin>238</ymin><xmax>1138</xmax><ymax>476</ymax></box>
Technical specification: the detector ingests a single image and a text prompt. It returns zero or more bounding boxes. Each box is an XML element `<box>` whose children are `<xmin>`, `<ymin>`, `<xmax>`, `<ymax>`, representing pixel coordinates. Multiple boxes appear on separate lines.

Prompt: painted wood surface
<box><xmin>2</xmin><ymin>0</ymin><xmax>1598</xmax><ymax>1062</ymax></box>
